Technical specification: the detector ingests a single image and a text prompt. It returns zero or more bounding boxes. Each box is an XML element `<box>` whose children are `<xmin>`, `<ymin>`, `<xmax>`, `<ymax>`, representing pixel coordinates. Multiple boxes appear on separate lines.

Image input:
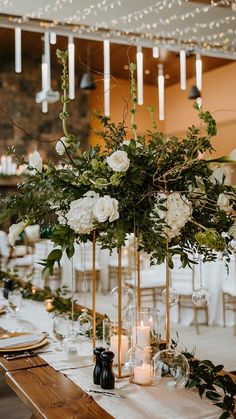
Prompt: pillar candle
<box><xmin>136</xmin><ymin>322</ymin><xmax>151</xmax><ymax>348</ymax></box>
<box><xmin>133</xmin><ymin>363</ymin><xmax>153</xmax><ymax>385</ymax></box>
<box><xmin>110</xmin><ymin>334</ymin><xmax>128</xmax><ymax>365</ymax></box>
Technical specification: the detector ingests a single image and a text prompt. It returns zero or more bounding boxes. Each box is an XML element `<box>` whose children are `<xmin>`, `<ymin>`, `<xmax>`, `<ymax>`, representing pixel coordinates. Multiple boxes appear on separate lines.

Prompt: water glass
<box><xmin>8</xmin><ymin>290</ymin><xmax>22</xmax><ymax>317</ymax></box>
<box><xmin>52</xmin><ymin>314</ymin><xmax>69</xmax><ymax>351</ymax></box>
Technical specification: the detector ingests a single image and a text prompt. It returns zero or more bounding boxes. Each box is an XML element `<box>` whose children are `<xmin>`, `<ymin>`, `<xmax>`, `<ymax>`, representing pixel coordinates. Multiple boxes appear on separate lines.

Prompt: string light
<box><xmin>158</xmin><ymin>64</ymin><xmax>165</xmax><ymax>121</ymax></box>
<box><xmin>15</xmin><ymin>27</ymin><xmax>22</xmax><ymax>73</ymax></box>
<box><xmin>180</xmin><ymin>49</ymin><xmax>186</xmax><ymax>90</ymax></box>
<box><xmin>196</xmin><ymin>53</ymin><xmax>202</xmax><ymax>92</ymax></box>
<box><xmin>137</xmin><ymin>45</ymin><xmax>143</xmax><ymax>106</ymax></box>
<box><xmin>68</xmin><ymin>36</ymin><xmax>75</xmax><ymax>99</ymax></box>
<box><xmin>153</xmin><ymin>46</ymin><xmax>159</xmax><ymax>58</ymax></box>
<box><xmin>103</xmin><ymin>39</ymin><xmax>110</xmax><ymax>117</ymax></box>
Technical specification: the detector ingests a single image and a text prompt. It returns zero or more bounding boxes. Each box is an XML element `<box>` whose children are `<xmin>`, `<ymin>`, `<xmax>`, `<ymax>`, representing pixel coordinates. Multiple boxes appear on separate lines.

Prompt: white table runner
<box><xmin>0</xmin><ymin>300</ymin><xmax>222</xmax><ymax>419</ymax></box>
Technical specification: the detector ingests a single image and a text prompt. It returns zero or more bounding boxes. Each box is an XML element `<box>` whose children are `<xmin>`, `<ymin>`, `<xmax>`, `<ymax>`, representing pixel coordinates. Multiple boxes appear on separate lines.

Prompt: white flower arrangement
<box><xmin>151</xmin><ymin>192</ymin><xmax>192</xmax><ymax>240</ymax></box>
<box><xmin>93</xmin><ymin>195</ymin><xmax>119</xmax><ymax>223</ymax></box>
<box><xmin>107</xmin><ymin>150</ymin><xmax>130</xmax><ymax>172</ymax></box>
<box><xmin>55</xmin><ymin>136</ymin><xmax>70</xmax><ymax>156</ymax></box>
<box><xmin>8</xmin><ymin>221</ymin><xmax>27</xmax><ymax>247</ymax></box>
<box><xmin>28</xmin><ymin>150</ymin><xmax>43</xmax><ymax>173</ymax></box>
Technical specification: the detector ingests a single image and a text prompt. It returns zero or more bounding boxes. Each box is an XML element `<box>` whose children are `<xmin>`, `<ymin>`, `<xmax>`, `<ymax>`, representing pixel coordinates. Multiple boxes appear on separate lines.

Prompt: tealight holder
<box><xmin>129</xmin><ymin>345</ymin><xmax>154</xmax><ymax>386</ymax></box>
<box><xmin>131</xmin><ymin>308</ymin><xmax>160</xmax><ymax>356</ymax></box>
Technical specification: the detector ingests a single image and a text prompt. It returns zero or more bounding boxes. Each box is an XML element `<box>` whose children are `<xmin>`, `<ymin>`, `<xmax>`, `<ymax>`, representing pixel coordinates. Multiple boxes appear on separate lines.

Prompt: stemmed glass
<box><xmin>52</xmin><ymin>314</ymin><xmax>69</xmax><ymax>351</ymax></box>
<box><xmin>8</xmin><ymin>290</ymin><xmax>22</xmax><ymax>317</ymax></box>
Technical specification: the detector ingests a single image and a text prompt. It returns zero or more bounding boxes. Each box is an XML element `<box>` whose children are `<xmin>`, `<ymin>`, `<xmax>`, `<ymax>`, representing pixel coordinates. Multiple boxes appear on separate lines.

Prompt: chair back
<box><xmin>171</xmin><ymin>256</ymin><xmax>195</xmax><ymax>295</ymax></box>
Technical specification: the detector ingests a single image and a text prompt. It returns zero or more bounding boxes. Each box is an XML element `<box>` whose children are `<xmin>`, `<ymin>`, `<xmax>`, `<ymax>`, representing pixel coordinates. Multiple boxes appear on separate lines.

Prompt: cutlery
<box><xmin>4</xmin><ymin>351</ymin><xmax>36</xmax><ymax>360</ymax></box>
<box><xmin>3</xmin><ymin>349</ymin><xmax>53</xmax><ymax>360</ymax></box>
<box><xmin>58</xmin><ymin>363</ymin><xmax>94</xmax><ymax>371</ymax></box>
<box><xmin>87</xmin><ymin>389</ymin><xmax>126</xmax><ymax>399</ymax></box>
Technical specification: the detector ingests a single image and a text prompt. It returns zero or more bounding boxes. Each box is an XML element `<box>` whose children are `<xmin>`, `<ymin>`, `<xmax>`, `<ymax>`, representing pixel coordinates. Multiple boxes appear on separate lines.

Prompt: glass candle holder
<box><xmin>131</xmin><ymin>308</ymin><xmax>160</xmax><ymax>356</ymax></box>
<box><xmin>129</xmin><ymin>345</ymin><xmax>154</xmax><ymax>386</ymax></box>
<box><xmin>103</xmin><ymin>319</ymin><xmax>130</xmax><ymax>366</ymax></box>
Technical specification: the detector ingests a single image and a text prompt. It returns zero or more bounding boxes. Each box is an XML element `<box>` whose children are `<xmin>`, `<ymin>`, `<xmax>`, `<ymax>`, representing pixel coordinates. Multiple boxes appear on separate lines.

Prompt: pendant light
<box><xmin>180</xmin><ymin>50</ymin><xmax>186</xmax><ymax>90</ymax></box>
<box><xmin>137</xmin><ymin>45</ymin><xmax>143</xmax><ymax>105</ymax></box>
<box><xmin>15</xmin><ymin>27</ymin><xmax>22</xmax><ymax>73</ymax></box>
<box><xmin>153</xmin><ymin>46</ymin><xmax>159</xmax><ymax>58</ymax></box>
<box><xmin>104</xmin><ymin>39</ymin><xmax>110</xmax><ymax>117</ymax></box>
<box><xmin>158</xmin><ymin>64</ymin><xmax>164</xmax><ymax>121</ymax></box>
<box><xmin>68</xmin><ymin>36</ymin><xmax>75</xmax><ymax>100</ymax></box>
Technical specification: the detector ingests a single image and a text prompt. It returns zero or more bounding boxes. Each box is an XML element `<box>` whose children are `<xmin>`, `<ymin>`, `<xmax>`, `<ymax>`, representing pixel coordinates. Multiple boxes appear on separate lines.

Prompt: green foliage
<box><xmin>184</xmin><ymin>351</ymin><xmax>236</xmax><ymax>418</ymax></box>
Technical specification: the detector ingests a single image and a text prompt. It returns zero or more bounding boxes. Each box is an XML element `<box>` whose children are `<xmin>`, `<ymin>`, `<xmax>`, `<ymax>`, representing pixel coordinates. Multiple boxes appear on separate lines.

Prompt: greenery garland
<box><xmin>0</xmin><ymin>270</ymin><xmax>105</xmax><ymax>340</ymax></box>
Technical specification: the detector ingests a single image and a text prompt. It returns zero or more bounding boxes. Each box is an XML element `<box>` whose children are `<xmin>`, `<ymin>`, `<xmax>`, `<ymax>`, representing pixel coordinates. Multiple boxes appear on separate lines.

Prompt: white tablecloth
<box><xmin>0</xmin><ymin>300</ymin><xmax>223</xmax><ymax>419</ymax></box>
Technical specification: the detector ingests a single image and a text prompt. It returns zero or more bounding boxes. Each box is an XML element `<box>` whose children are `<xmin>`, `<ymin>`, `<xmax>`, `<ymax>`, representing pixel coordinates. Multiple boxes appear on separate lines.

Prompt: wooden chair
<box><xmin>171</xmin><ymin>257</ymin><xmax>208</xmax><ymax>334</ymax></box>
<box><xmin>222</xmin><ymin>291</ymin><xmax>236</xmax><ymax>336</ymax></box>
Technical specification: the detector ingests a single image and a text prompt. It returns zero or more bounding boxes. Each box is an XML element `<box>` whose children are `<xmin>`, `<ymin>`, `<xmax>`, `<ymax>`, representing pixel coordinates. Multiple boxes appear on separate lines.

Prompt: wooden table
<box><xmin>0</xmin><ymin>355</ymin><xmax>113</xmax><ymax>419</ymax></box>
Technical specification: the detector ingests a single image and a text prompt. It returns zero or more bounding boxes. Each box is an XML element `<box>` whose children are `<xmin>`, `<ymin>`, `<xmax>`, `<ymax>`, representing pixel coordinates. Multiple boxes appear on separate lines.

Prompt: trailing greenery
<box><xmin>185</xmin><ymin>352</ymin><xmax>236</xmax><ymax>419</ymax></box>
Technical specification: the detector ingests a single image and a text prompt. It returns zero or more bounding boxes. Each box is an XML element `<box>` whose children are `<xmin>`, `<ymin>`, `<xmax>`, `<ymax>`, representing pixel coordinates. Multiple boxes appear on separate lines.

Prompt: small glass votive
<box><xmin>31</xmin><ymin>286</ymin><xmax>37</xmax><ymax>295</ymax></box>
<box><xmin>129</xmin><ymin>345</ymin><xmax>154</xmax><ymax>386</ymax></box>
<box><xmin>103</xmin><ymin>319</ymin><xmax>130</xmax><ymax>365</ymax></box>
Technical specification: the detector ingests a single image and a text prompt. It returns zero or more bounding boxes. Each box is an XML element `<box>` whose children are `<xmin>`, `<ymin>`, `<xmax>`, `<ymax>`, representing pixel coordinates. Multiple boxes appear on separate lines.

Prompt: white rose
<box><xmin>93</xmin><ymin>195</ymin><xmax>119</xmax><ymax>223</ymax></box>
<box><xmin>66</xmin><ymin>191</ymin><xmax>99</xmax><ymax>234</ymax></box>
<box><xmin>55</xmin><ymin>137</ymin><xmax>70</xmax><ymax>156</ymax></box>
<box><xmin>106</xmin><ymin>150</ymin><xmax>130</xmax><ymax>172</ymax></box>
<box><xmin>8</xmin><ymin>221</ymin><xmax>27</xmax><ymax>247</ymax></box>
<box><xmin>217</xmin><ymin>193</ymin><xmax>232</xmax><ymax>213</ymax></box>
<box><xmin>229</xmin><ymin>222</ymin><xmax>236</xmax><ymax>240</ymax></box>
<box><xmin>28</xmin><ymin>150</ymin><xmax>43</xmax><ymax>172</ymax></box>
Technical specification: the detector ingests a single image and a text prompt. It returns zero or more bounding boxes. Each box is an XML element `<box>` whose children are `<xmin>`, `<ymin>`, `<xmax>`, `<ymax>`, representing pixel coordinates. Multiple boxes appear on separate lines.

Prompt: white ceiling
<box><xmin>0</xmin><ymin>0</ymin><xmax>236</xmax><ymax>58</ymax></box>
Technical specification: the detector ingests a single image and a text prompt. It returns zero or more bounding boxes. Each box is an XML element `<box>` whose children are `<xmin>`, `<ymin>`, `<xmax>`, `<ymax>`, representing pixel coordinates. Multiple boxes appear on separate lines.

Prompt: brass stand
<box><xmin>92</xmin><ymin>231</ymin><xmax>96</xmax><ymax>349</ymax></box>
<box><xmin>137</xmin><ymin>251</ymin><xmax>141</xmax><ymax>312</ymax></box>
<box><xmin>165</xmin><ymin>256</ymin><xmax>170</xmax><ymax>349</ymax></box>
<box><xmin>118</xmin><ymin>247</ymin><xmax>122</xmax><ymax>378</ymax></box>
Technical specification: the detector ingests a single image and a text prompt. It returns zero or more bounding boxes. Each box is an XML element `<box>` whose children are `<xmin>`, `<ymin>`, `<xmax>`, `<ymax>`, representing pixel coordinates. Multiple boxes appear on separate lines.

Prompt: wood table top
<box><xmin>0</xmin><ymin>355</ymin><xmax>114</xmax><ymax>419</ymax></box>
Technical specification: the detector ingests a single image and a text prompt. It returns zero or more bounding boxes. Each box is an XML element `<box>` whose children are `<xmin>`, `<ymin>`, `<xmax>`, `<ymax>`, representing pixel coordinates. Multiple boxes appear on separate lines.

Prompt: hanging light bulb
<box><xmin>158</xmin><ymin>64</ymin><xmax>164</xmax><ymax>121</ymax></box>
<box><xmin>50</xmin><ymin>31</ymin><xmax>57</xmax><ymax>45</ymax></box>
<box><xmin>137</xmin><ymin>45</ymin><xmax>143</xmax><ymax>105</ymax></box>
<box><xmin>15</xmin><ymin>27</ymin><xmax>22</xmax><ymax>73</ymax></box>
<box><xmin>41</xmin><ymin>55</ymin><xmax>48</xmax><ymax>113</ymax></box>
<box><xmin>196</xmin><ymin>53</ymin><xmax>202</xmax><ymax>92</ymax></box>
<box><xmin>180</xmin><ymin>50</ymin><xmax>186</xmax><ymax>90</ymax></box>
<box><xmin>152</xmin><ymin>46</ymin><xmax>159</xmax><ymax>58</ymax></box>
<box><xmin>68</xmin><ymin>36</ymin><xmax>75</xmax><ymax>100</ymax></box>
<box><xmin>103</xmin><ymin>39</ymin><xmax>110</xmax><ymax>116</ymax></box>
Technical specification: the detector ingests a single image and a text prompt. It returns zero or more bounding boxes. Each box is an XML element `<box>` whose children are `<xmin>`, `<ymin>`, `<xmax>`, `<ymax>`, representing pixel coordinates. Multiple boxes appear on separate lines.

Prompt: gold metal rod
<box><xmin>165</xmin><ymin>255</ymin><xmax>170</xmax><ymax>349</ymax></box>
<box><xmin>137</xmin><ymin>251</ymin><xmax>141</xmax><ymax>312</ymax></box>
<box><xmin>118</xmin><ymin>247</ymin><xmax>122</xmax><ymax>378</ymax></box>
<box><xmin>92</xmin><ymin>230</ymin><xmax>96</xmax><ymax>349</ymax></box>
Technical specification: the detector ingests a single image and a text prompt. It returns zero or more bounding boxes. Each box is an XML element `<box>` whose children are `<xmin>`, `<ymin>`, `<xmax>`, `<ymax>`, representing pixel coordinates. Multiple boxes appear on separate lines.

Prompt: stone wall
<box><xmin>0</xmin><ymin>57</ymin><xmax>90</xmax><ymax>160</ymax></box>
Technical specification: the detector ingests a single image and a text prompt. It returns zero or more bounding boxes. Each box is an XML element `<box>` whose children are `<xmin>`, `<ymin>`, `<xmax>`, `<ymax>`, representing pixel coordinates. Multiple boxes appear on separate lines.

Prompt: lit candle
<box><xmin>31</xmin><ymin>286</ymin><xmax>37</xmax><ymax>295</ymax></box>
<box><xmin>133</xmin><ymin>363</ymin><xmax>153</xmax><ymax>385</ymax></box>
<box><xmin>44</xmin><ymin>299</ymin><xmax>53</xmax><ymax>312</ymax></box>
<box><xmin>136</xmin><ymin>321</ymin><xmax>151</xmax><ymax>348</ymax></box>
<box><xmin>110</xmin><ymin>334</ymin><xmax>128</xmax><ymax>365</ymax></box>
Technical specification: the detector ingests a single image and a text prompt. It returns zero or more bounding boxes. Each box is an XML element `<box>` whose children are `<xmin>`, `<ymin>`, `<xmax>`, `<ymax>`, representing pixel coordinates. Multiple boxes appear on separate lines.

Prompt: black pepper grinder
<box><xmin>93</xmin><ymin>346</ymin><xmax>105</xmax><ymax>385</ymax></box>
<box><xmin>100</xmin><ymin>350</ymin><xmax>115</xmax><ymax>390</ymax></box>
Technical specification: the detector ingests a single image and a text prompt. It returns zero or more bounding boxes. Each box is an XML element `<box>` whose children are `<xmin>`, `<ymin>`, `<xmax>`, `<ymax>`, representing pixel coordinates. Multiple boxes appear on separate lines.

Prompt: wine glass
<box><xmin>8</xmin><ymin>290</ymin><xmax>22</xmax><ymax>317</ymax></box>
<box><xmin>52</xmin><ymin>314</ymin><xmax>69</xmax><ymax>351</ymax></box>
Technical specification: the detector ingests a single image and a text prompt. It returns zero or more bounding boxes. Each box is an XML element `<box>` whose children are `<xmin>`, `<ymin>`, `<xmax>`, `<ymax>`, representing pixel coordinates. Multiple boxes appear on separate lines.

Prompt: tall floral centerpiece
<box><xmin>1</xmin><ymin>50</ymin><xmax>236</xmax><ymax>374</ymax></box>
